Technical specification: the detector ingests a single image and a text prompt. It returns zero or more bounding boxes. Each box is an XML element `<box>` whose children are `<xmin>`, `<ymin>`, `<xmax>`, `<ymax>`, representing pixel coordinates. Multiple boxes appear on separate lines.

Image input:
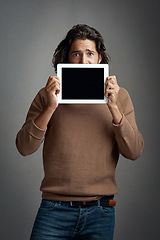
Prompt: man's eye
<box><xmin>73</xmin><ymin>53</ymin><xmax>80</xmax><ymax>57</ymax></box>
<box><xmin>88</xmin><ymin>52</ymin><xmax>94</xmax><ymax>56</ymax></box>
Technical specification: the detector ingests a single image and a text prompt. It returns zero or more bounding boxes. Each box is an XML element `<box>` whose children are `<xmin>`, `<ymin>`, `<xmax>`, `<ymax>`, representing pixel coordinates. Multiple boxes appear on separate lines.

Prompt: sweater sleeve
<box><xmin>16</xmin><ymin>88</ymin><xmax>47</xmax><ymax>156</ymax></box>
<box><xmin>113</xmin><ymin>88</ymin><xmax>144</xmax><ymax>160</ymax></box>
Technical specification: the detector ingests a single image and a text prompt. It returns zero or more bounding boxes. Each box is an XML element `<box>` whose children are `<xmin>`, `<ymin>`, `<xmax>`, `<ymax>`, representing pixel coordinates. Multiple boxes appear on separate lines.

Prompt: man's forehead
<box><xmin>69</xmin><ymin>39</ymin><xmax>97</xmax><ymax>52</ymax></box>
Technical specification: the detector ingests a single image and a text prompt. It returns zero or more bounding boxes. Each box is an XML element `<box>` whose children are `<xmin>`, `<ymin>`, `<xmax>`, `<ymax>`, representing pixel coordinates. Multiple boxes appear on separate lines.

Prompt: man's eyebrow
<box><xmin>71</xmin><ymin>49</ymin><xmax>95</xmax><ymax>53</ymax></box>
<box><xmin>71</xmin><ymin>50</ymin><xmax>81</xmax><ymax>54</ymax></box>
<box><xmin>86</xmin><ymin>49</ymin><xmax>95</xmax><ymax>52</ymax></box>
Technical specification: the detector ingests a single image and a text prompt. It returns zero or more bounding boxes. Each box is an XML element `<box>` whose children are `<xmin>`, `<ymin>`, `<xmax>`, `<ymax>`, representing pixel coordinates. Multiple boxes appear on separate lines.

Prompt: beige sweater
<box><xmin>16</xmin><ymin>87</ymin><xmax>144</xmax><ymax>201</ymax></box>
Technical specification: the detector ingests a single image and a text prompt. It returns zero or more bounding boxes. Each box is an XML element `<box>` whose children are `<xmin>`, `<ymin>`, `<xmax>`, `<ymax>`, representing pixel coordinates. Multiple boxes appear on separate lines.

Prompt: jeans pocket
<box><xmin>39</xmin><ymin>199</ymin><xmax>60</xmax><ymax>211</ymax></box>
<box><xmin>99</xmin><ymin>206</ymin><xmax>115</xmax><ymax>216</ymax></box>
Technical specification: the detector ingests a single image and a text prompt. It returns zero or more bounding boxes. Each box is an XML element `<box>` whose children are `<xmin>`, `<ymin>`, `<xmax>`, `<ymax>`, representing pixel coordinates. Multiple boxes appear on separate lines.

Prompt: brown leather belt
<box><xmin>58</xmin><ymin>196</ymin><xmax>116</xmax><ymax>207</ymax></box>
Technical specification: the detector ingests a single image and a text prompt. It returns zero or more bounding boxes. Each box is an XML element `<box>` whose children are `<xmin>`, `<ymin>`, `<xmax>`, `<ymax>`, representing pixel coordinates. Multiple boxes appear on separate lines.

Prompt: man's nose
<box><xmin>80</xmin><ymin>54</ymin><xmax>87</xmax><ymax>64</ymax></box>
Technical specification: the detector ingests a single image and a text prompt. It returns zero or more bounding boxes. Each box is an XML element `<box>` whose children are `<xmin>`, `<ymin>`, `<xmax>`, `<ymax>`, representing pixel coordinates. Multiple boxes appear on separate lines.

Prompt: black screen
<box><xmin>62</xmin><ymin>68</ymin><xmax>104</xmax><ymax>100</ymax></box>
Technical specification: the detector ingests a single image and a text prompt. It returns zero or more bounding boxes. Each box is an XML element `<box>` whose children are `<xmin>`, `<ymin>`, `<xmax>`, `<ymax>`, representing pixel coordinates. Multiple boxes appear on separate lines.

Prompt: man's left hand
<box><xmin>105</xmin><ymin>75</ymin><xmax>120</xmax><ymax>109</ymax></box>
<box><xmin>105</xmin><ymin>75</ymin><xmax>122</xmax><ymax>124</ymax></box>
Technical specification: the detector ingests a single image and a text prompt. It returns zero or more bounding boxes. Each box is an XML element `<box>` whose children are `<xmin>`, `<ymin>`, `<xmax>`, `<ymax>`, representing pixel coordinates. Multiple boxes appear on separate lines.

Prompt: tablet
<box><xmin>57</xmin><ymin>63</ymin><xmax>109</xmax><ymax>104</ymax></box>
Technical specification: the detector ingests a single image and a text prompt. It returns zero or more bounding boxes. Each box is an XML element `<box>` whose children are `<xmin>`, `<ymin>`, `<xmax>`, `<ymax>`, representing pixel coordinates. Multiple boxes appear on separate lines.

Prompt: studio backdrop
<box><xmin>0</xmin><ymin>0</ymin><xmax>159</xmax><ymax>239</ymax></box>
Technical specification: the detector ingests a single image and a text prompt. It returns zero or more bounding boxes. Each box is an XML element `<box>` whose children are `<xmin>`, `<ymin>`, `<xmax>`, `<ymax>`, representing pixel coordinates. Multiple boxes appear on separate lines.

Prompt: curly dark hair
<box><xmin>52</xmin><ymin>24</ymin><xmax>110</xmax><ymax>73</ymax></box>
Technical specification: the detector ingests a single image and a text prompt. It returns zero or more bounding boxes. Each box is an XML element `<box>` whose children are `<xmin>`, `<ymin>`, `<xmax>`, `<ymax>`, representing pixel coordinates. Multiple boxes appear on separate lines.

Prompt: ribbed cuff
<box><xmin>113</xmin><ymin>114</ymin><xmax>131</xmax><ymax>138</ymax></box>
<box><xmin>27</xmin><ymin>120</ymin><xmax>46</xmax><ymax>140</ymax></box>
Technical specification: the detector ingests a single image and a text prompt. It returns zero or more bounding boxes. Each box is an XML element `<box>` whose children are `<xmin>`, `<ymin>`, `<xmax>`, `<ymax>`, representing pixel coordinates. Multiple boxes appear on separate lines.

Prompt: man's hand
<box><xmin>105</xmin><ymin>75</ymin><xmax>120</xmax><ymax>108</ymax></box>
<box><xmin>45</xmin><ymin>76</ymin><xmax>60</xmax><ymax>110</ymax></box>
<box><xmin>105</xmin><ymin>75</ymin><xmax>122</xmax><ymax>124</ymax></box>
<box><xmin>34</xmin><ymin>76</ymin><xmax>60</xmax><ymax>130</ymax></box>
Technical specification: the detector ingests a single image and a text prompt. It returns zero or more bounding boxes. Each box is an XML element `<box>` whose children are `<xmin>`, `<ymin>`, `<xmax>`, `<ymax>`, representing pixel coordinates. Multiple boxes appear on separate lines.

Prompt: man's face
<box><xmin>68</xmin><ymin>39</ymin><xmax>102</xmax><ymax>64</ymax></box>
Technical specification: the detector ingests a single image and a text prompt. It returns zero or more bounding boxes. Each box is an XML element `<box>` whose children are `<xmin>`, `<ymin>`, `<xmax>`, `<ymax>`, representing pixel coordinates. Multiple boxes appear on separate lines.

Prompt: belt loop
<box><xmin>70</xmin><ymin>201</ymin><xmax>73</xmax><ymax>206</ymax></box>
<box><xmin>97</xmin><ymin>199</ymin><xmax>101</xmax><ymax>207</ymax></box>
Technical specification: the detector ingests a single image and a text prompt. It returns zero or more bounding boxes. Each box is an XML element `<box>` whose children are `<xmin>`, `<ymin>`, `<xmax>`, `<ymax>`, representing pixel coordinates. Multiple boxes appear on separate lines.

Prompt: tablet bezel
<box><xmin>57</xmin><ymin>63</ymin><xmax>109</xmax><ymax>104</ymax></box>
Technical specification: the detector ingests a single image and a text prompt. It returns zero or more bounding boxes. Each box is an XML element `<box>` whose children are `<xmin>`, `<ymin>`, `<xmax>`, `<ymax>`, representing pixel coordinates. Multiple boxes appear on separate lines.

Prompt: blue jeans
<box><xmin>30</xmin><ymin>198</ymin><xmax>115</xmax><ymax>240</ymax></box>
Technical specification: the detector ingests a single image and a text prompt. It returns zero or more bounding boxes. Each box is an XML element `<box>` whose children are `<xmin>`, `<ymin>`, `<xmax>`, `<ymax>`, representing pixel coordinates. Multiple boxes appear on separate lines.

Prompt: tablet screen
<box><xmin>62</xmin><ymin>68</ymin><xmax>104</xmax><ymax>100</ymax></box>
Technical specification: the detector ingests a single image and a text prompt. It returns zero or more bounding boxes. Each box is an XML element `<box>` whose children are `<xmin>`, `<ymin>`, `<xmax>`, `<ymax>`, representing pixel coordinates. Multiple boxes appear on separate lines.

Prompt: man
<box><xmin>16</xmin><ymin>24</ymin><xmax>144</xmax><ymax>240</ymax></box>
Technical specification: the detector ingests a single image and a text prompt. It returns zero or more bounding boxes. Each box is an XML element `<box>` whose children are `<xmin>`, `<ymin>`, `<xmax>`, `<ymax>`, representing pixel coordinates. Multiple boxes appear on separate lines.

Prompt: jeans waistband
<box><xmin>52</xmin><ymin>195</ymin><xmax>115</xmax><ymax>207</ymax></box>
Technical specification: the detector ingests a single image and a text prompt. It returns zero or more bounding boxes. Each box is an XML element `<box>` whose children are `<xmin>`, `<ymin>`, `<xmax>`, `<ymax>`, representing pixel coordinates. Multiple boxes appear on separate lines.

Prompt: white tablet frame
<box><xmin>57</xmin><ymin>63</ymin><xmax>109</xmax><ymax>104</ymax></box>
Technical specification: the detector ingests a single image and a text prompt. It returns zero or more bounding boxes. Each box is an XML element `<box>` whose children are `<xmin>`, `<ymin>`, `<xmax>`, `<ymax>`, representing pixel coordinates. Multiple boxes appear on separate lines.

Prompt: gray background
<box><xmin>0</xmin><ymin>0</ymin><xmax>159</xmax><ymax>239</ymax></box>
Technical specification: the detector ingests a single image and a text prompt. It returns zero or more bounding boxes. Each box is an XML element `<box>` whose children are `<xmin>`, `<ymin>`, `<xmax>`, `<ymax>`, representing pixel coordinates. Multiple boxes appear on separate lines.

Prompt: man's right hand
<box><xmin>34</xmin><ymin>76</ymin><xmax>60</xmax><ymax>130</ymax></box>
<box><xmin>45</xmin><ymin>76</ymin><xmax>60</xmax><ymax>110</ymax></box>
